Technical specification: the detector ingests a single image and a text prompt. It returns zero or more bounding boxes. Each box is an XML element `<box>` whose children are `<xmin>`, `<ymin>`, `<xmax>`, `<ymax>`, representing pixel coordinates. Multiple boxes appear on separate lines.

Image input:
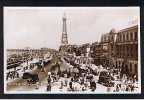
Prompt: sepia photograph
<box><xmin>4</xmin><ymin>7</ymin><xmax>141</xmax><ymax>94</ymax></box>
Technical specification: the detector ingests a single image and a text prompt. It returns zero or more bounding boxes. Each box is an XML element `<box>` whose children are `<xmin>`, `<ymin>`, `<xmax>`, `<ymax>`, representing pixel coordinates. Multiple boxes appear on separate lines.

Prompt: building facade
<box><xmin>115</xmin><ymin>25</ymin><xmax>138</xmax><ymax>78</ymax></box>
<box><xmin>91</xmin><ymin>25</ymin><xmax>138</xmax><ymax>79</ymax></box>
<box><xmin>90</xmin><ymin>42</ymin><xmax>103</xmax><ymax>66</ymax></box>
<box><xmin>100</xmin><ymin>32</ymin><xmax>112</xmax><ymax>68</ymax></box>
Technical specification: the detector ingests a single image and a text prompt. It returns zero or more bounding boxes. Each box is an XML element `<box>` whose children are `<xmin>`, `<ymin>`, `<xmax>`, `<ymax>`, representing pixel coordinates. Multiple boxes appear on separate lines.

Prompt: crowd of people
<box><xmin>6</xmin><ymin>63</ymin><xmax>36</xmax><ymax>81</ymax></box>
<box><xmin>46</xmin><ymin>67</ymin><xmax>97</xmax><ymax>92</ymax></box>
<box><xmin>6</xmin><ymin>70</ymin><xmax>19</xmax><ymax>80</ymax></box>
<box><xmin>44</xmin><ymin>54</ymin><xmax>139</xmax><ymax>93</ymax></box>
<box><xmin>6</xmin><ymin>52</ymin><xmax>139</xmax><ymax>93</ymax></box>
<box><xmin>114</xmin><ymin>83</ymin><xmax>135</xmax><ymax>92</ymax></box>
<box><xmin>113</xmin><ymin>74</ymin><xmax>138</xmax><ymax>92</ymax></box>
<box><xmin>45</xmin><ymin>55</ymin><xmax>103</xmax><ymax>92</ymax></box>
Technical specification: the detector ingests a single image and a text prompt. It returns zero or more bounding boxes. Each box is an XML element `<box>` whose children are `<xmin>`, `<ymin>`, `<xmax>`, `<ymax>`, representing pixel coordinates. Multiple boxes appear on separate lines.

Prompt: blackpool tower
<box><xmin>61</xmin><ymin>13</ymin><xmax>68</xmax><ymax>45</ymax></box>
<box><xmin>59</xmin><ymin>13</ymin><xmax>69</xmax><ymax>54</ymax></box>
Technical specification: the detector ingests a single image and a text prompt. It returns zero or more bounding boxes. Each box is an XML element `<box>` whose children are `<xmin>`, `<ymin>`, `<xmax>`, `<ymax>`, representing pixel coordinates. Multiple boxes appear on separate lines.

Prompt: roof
<box><xmin>119</xmin><ymin>25</ymin><xmax>138</xmax><ymax>33</ymax></box>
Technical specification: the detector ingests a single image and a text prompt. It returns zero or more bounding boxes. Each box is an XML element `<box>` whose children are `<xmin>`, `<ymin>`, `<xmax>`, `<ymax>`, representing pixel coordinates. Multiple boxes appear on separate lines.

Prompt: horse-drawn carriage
<box><xmin>22</xmin><ymin>72</ymin><xmax>39</xmax><ymax>84</ymax></box>
<box><xmin>98</xmin><ymin>70</ymin><xmax>115</xmax><ymax>87</ymax></box>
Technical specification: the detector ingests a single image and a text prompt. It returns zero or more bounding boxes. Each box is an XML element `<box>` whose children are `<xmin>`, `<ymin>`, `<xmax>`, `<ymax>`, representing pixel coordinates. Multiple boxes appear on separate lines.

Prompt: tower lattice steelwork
<box><xmin>59</xmin><ymin>13</ymin><xmax>69</xmax><ymax>54</ymax></box>
<box><xmin>61</xmin><ymin>13</ymin><xmax>68</xmax><ymax>45</ymax></box>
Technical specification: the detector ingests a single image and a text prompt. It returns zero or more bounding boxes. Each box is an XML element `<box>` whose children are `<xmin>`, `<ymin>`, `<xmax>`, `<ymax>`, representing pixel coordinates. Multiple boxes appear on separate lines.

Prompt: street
<box><xmin>6</xmin><ymin>52</ymin><xmax>139</xmax><ymax>93</ymax></box>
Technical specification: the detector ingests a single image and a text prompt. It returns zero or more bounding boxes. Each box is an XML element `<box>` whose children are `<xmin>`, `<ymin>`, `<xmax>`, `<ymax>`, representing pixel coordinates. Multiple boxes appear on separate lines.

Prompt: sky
<box><xmin>4</xmin><ymin>7</ymin><xmax>139</xmax><ymax>50</ymax></box>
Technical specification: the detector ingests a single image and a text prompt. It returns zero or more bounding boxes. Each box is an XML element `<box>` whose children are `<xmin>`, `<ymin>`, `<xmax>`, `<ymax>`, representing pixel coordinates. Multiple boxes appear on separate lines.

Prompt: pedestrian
<box><xmin>64</xmin><ymin>78</ymin><xmax>68</xmax><ymax>86</ymax></box>
<box><xmin>131</xmin><ymin>84</ymin><xmax>135</xmax><ymax>92</ymax></box>
<box><xmin>59</xmin><ymin>81</ymin><xmax>63</xmax><ymax>89</ymax></box>
<box><xmin>35</xmin><ymin>81</ymin><xmax>40</xmax><ymax>89</ymax></box>
<box><xmin>81</xmin><ymin>84</ymin><xmax>86</xmax><ymax>91</ymax></box>
<box><xmin>9</xmin><ymin>72</ymin><xmax>12</xmax><ymax>79</ymax></box>
<box><xmin>133</xmin><ymin>74</ymin><xmax>137</xmax><ymax>83</ymax></box>
<box><xmin>16</xmin><ymin>72</ymin><xmax>19</xmax><ymax>78</ymax></box>
<box><xmin>47</xmin><ymin>83</ymin><xmax>51</xmax><ymax>91</ymax></box>
<box><xmin>90</xmin><ymin>80</ymin><xmax>96</xmax><ymax>91</ymax></box>
<box><xmin>6</xmin><ymin>72</ymin><xmax>10</xmax><ymax>80</ymax></box>
<box><xmin>80</xmin><ymin>77</ymin><xmax>84</xmax><ymax>85</ymax></box>
<box><xmin>69</xmin><ymin>81</ymin><xmax>73</xmax><ymax>91</ymax></box>
<box><xmin>121</xmin><ymin>84</ymin><xmax>125</xmax><ymax>92</ymax></box>
<box><xmin>115</xmin><ymin>84</ymin><xmax>120</xmax><ymax>92</ymax></box>
<box><xmin>12</xmin><ymin>71</ymin><xmax>15</xmax><ymax>79</ymax></box>
<box><xmin>126</xmin><ymin>85</ymin><xmax>129</xmax><ymax>91</ymax></box>
<box><xmin>23</xmin><ymin>67</ymin><xmax>26</xmax><ymax>72</ymax></box>
<box><xmin>47</xmin><ymin>75</ymin><xmax>51</xmax><ymax>84</ymax></box>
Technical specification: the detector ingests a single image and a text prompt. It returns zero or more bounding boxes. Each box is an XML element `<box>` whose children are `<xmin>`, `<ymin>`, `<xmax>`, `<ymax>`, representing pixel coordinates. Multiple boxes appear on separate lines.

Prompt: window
<box><xmin>123</xmin><ymin>33</ymin><xmax>125</xmax><ymax>41</ymax></box>
<box><xmin>123</xmin><ymin>33</ymin><xmax>125</xmax><ymax>42</ymax></box>
<box><xmin>133</xmin><ymin>32</ymin><xmax>135</xmax><ymax>40</ymax></box>
<box><xmin>135</xmin><ymin>32</ymin><xmax>138</xmax><ymax>41</ymax></box>
<box><xmin>127</xmin><ymin>32</ymin><xmax>129</xmax><ymax>41</ymax></box>
<box><xmin>126</xmin><ymin>46</ymin><xmax>129</xmax><ymax>57</ymax></box>
<box><xmin>130</xmin><ymin>63</ymin><xmax>132</xmax><ymax>72</ymax></box>
<box><xmin>125</xmin><ymin>33</ymin><xmax>126</xmax><ymax>41</ymax></box>
<box><xmin>136</xmin><ymin>45</ymin><xmax>138</xmax><ymax>59</ymax></box>
<box><xmin>131</xmin><ymin>45</ymin><xmax>133</xmax><ymax>57</ymax></box>
<box><xmin>119</xmin><ymin>34</ymin><xmax>121</xmax><ymax>42</ymax></box>
<box><xmin>135</xmin><ymin>64</ymin><xmax>138</xmax><ymax>73</ymax></box>
<box><xmin>130</xmin><ymin>32</ymin><xmax>133</xmax><ymax>41</ymax></box>
<box><xmin>129</xmin><ymin>32</ymin><xmax>131</xmax><ymax>41</ymax></box>
<box><xmin>119</xmin><ymin>46</ymin><xmax>121</xmax><ymax>57</ymax></box>
<box><xmin>129</xmin><ymin>46</ymin><xmax>131</xmax><ymax>57</ymax></box>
